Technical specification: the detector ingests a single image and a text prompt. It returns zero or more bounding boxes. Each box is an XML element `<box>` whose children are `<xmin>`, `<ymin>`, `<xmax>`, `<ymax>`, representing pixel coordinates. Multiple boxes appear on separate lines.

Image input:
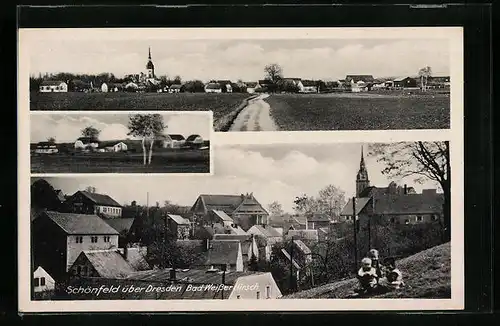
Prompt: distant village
<box><xmin>32</xmin><ymin>47</ymin><xmax>451</xmax><ymax>95</ymax></box>
<box><xmin>31</xmin><ymin>147</ymin><xmax>445</xmax><ymax>300</ymax></box>
<box><xmin>31</xmin><ymin>132</ymin><xmax>207</xmax><ymax>155</ymax></box>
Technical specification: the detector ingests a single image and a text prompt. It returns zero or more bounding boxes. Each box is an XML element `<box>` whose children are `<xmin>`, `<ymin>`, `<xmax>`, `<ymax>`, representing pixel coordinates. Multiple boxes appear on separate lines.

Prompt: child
<box><xmin>356</xmin><ymin>257</ymin><xmax>378</xmax><ymax>294</ymax></box>
<box><xmin>380</xmin><ymin>257</ymin><xmax>404</xmax><ymax>290</ymax></box>
<box><xmin>368</xmin><ymin>249</ymin><xmax>384</xmax><ymax>281</ymax></box>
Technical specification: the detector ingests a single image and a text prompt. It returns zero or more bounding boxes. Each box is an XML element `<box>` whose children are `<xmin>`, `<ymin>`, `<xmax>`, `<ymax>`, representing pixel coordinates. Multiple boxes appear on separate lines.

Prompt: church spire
<box><xmin>148</xmin><ymin>47</ymin><xmax>151</xmax><ymax>60</ymax></box>
<box><xmin>356</xmin><ymin>145</ymin><xmax>370</xmax><ymax>197</ymax></box>
<box><xmin>360</xmin><ymin>146</ymin><xmax>365</xmax><ymax>169</ymax></box>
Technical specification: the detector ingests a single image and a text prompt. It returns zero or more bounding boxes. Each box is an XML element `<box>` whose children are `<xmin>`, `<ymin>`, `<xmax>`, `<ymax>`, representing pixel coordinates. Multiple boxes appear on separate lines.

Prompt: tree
<box><xmin>85</xmin><ymin>186</ymin><xmax>97</xmax><ymax>193</ymax></box>
<box><xmin>47</xmin><ymin>137</ymin><xmax>56</xmax><ymax>144</ymax></box>
<box><xmin>264</xmin><ymin>63</ymin><xmax>283</xmax><ymax>83</ymax></box>
<box><xmin>317</xmin><ymin>184</ymin><xmax>346</xmax><ymax>219</ymax></box>
<box><xmin>173</xmin><ymin>75</ymin><xmax>182</xmax><ymax>85</ymax></box>
<box><xmin>418</xmin><ymin>66</ymin><xmax>432</xmax><ymax>91</ymax></box>
<box><xmin>128</xmin><ymin>114</ymin><xmax>166</xmax><ymax>165</ymax></box>
<box><xmin>81</xmin><ymin>126</ymin><xmax>101</xmax><ymax>139</ymax></box>
<box><xmin>293</xmin><ymin>194</ymin><xmax>320</xmax><ymax>215</ymax></box>
<box><xmin>368</xmin><ymin>141</ymin><xmax>450</xmax><ymax>242</ymax></box>
<box><xmin>267</xmin><ymin>201</ymin><xmax>284</xmax><ymax>216</ymax></box>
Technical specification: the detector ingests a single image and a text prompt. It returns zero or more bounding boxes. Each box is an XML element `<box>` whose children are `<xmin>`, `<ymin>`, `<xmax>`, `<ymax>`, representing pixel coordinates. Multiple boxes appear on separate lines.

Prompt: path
<box><xmin>228</xmin><ymin>94</ymin><xmax>279</xmax><ymax>131</ymax></box>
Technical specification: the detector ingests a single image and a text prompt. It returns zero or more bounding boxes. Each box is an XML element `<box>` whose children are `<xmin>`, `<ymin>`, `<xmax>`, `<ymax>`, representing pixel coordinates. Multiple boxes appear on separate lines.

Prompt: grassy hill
<box><xmin>284</xmin><ymin>242</ymin><xmax>450</xmax><ymax>299</ymax></box>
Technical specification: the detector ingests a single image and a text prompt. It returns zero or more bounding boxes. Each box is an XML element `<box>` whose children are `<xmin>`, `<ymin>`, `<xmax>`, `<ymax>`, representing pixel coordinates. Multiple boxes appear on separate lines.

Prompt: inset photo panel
<box><xmin>28</xmin><ymin>111</ymin><xmax>212</xmax><ymax>174</ymax></box>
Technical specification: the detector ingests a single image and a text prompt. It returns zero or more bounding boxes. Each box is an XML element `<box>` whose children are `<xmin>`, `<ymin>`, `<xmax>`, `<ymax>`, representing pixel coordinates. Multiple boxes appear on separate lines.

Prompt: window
<box><xmin>256</xmin><ymin>291</ymin><xmax>260</xmax><ymax>299</ymax></box>
<box><xmin>390</xmin><ymin>218</ymin><xmax>395</xmax><ymax>223</ymax></box>
<box><xmin>34</xmin><ymin>277</ymin><xmax>40</xmax><ymax>287</ymax></box>
<box><xmin>236</xmin><ymin>295</ymin><xmax>241</xmax><ymax>299</ymax></box>
<box><xmin>91</xmin><ymin>236</ymin><xmax>98</xmax><ymax>243</ymax></box>
<box><xmin>266</xmin><ymin>286</ymin><xmax>271</xmax><ymax>299</ymax></box>
<box><xmin>75</xmin><ymin>236</ymin><xmax>83</xmax><ymax>243</ymax></box>
<box><xmin>416</xmin><ymin>216</ymin><xmax>423</xmax><ymax>222</ymax></box>
<box><xmin>40</xmin><ymin>277</ymin><xmax>46</xmax><ymax>286</ymax></box>
<box><xmin>82</xmin><ymin>266</ymin><xmax>87</xmax><ymax>276</ymax></box>
<box><xmin>431</xmin><ymin>215</ymin><xmax>438</xmax><ymax>221</ymax></box>
<box><xmin>104</xmin><ymin>236</ymin><xmax>110</xmax><ymax>242</ymax></box>
<box><xmin>76</xmin><ymin>266</ymin><xmax>82</xmax><ymax>275</ymax></box>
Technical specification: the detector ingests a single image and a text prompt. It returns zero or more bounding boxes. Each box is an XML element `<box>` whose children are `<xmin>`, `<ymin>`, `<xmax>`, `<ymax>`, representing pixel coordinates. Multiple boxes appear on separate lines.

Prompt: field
<box><xmin>31</xmin><ymin>149</ymin><xmax>210</xmax><ymax>173</ymax></box>
<box><xmin>264</xmin><ymin>91</ymin><xmax>450</xmax><ymax>130</ymax></box>
<box><xmin>284</xmin><ymin>242</ymin><xmax>451</xmax><ymax>299</ymax></box>
<box><xmin>30</xmin><ymin>92</ymin><xmax>250</xmax><ymax>122</ymax></box>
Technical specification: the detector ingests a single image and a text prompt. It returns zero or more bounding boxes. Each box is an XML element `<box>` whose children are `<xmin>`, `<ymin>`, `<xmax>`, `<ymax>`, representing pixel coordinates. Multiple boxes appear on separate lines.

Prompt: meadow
<box><xmin>264</xmin><ymin>91</ymin><xmax>450</xmax><ymax>130</ymax></box>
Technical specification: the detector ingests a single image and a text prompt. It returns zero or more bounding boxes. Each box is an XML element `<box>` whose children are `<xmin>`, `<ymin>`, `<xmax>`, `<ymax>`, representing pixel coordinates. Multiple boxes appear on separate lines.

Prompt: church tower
<box><xmin>146</xmin><ymin>47</ymin><xmax>155</xmax><ymax>78</ymax></box>
<box><xmin>356</xmin><ymin>146</ymin><xmax>370</xmax><ymax>197</ymax></box>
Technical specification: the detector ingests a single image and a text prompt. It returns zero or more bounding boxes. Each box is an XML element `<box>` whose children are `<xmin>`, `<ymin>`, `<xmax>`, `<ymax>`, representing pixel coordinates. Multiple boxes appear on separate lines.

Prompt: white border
<box><xmin>18</xmin><ymin>27</ymin><xmax>464</xmax><ymax>312</ymax></box>
<box><xmin>29</xmin><ymin>110</ymin><xmax>214</xmax><ymax>177</ymax></box>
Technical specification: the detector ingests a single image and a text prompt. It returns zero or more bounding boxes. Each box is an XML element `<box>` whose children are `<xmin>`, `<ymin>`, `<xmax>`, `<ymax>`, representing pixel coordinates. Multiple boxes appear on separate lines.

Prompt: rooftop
<box><xmin>43</xmin><ymin>211</ymin><xmax>119</xmax><ymax>235</ymax></box>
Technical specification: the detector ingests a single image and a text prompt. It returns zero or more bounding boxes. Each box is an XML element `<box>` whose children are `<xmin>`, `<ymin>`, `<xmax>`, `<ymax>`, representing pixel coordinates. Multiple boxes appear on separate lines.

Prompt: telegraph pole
<box><xmin>353</xmin><ymin>197</ymin><xmax>357</xmax><ymax>274</ymax></box>
<box><xmin>289</xmin><ymin>236</ymin><xmax>294</xmax><ymax>292</ymax></box>
<box><xmin>221</xmin><ymin>264</ymin><xmax>226</xmax><ymax>300</ymax></box>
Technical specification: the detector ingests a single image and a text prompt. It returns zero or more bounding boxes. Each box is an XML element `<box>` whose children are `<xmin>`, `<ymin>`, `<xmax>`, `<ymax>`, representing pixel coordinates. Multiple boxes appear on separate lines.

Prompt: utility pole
<box><xmin>221</xmin><ymin>264</ymin><xmax>226</xmax><ymax>300</ymax></box>
<box><xmin>353</xmin><ymin>197</ymin><xmax>357</xmax><ymax>274</ymax></box>
<box><xmin>289</xmin><ymin>236</ymin><xmax>294</xmax><ymax>292</ymax></box>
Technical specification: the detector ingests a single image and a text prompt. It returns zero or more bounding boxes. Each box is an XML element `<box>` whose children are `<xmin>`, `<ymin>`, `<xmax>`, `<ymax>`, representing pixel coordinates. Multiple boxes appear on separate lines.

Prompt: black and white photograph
<box><xmin>30</xmin><ymin>112</ymin><xmax>211</xmax><ymax>174</ymax></box>
<box><xmin>29</xmin><ymin>141</ymin><xmax>454</xmax><ymax>302</ymax></box>
<box><xmin>24</xmin><ymin>28</ymin><xmax>457</xmax><ymax>131</ymax></box>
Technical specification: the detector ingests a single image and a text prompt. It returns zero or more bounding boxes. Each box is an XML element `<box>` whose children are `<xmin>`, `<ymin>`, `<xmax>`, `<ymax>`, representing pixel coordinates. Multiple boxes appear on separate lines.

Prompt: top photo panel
<box><xmin>22</xmin><ymin>28</ymin><xmax>461</xmax><ymax>132</ymax></box>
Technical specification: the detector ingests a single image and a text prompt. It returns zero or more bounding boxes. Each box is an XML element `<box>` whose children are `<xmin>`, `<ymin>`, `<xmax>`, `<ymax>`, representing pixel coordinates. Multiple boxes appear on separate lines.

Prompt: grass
<box><xmin>264</xmin><ymin>92</ymin><xmax>450</xmax><ymax>130</ymax></box>
<box><xmin>30</xmin><ymin>92</ymin><xmax>250</xmax><ymax>122</ymax></box>
<box><xmin>284</xmin><ymin>242</ymin><xmax>451</xmax><ymax>299</ymax></box>
<box><xmin>31</xmin><ymin>149</ymin><xmax>210</xmax><ymax>173</ymax></box>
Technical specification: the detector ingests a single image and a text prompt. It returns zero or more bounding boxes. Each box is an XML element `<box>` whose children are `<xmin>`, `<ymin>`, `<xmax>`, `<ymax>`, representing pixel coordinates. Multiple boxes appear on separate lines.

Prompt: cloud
<box><xmin>164</xmin><ymin>115</ymin><xmax>210</xmax><ymax>139</ymax></box>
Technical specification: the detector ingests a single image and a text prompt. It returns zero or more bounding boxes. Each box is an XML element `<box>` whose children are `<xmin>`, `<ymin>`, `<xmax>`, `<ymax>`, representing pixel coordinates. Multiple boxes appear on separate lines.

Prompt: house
<box><xmin>247</xmin><ymin>225</ymin><xmax>283</xmax><ymax>245</ymax></box>
<box><xmin>428</xmin><ymin>76</ymin><xmax>450</xmax><ymax>88</ymax></box>
<box><xmin>204</xmin><ymin>82</ymin><xmax>222</xmax><ymax>93</ymax></box>
<box><xmin>34</xmin><ymin>142</ymin><xmax>58</xmax><ymax>154</ymax></box>
<box><xmin>39</xmin><ymin>80</ymin><xmax>68</xmax><ymax>93</ymax></box>
<box><xmin>209</xmin><ymin>209</ymin><xmax>235</xmax><ymax>227</ymax></box>
<box><xmin>292</xmin><ymin>239</ymin><xmax>313</xmax><ymax>266</ymax></box>
<box><xmin>185</xmin><ymin>134</ymin><xmax>204</xmax><ymax>148</ymax></box>
<box><xmin>74</xmin><ymin>137</ymin><xmax>99</xmax><ymax>150</ymax></box>
<box><xmin>205</xmin><ymin>240</ymin><xmax>244</xmax><ymax>272</ymax></box>
<box><xmin>305</xmin><ymin>213</ymin><xmax>331</xmax><ymax>230</ymax></box>
<box><xmin>245</xmin><ymin>82</ymin><xmax>258</xmax><ymax>93</ymax></box>
<box><xmin>125</xmin><ymin>82</ymin><xmax>139</xmax><ymax>92</ymax></box>
<box><xmin>98</xmin><ymin>141</ymin><xmax>128</xmax><ymax>152</ymax></box>
<box><xmin>102</xmin><ymin>217</ymin><xmax>137</xmax><ymax>247</ymax></box>
<box><xmin>298</xmin><ymin>80</ymin><xmax>318</xmax><ymax>93</ymax></box>
<box><xmin>351</xmin><ymin>80</ymin><xmax>369</xmax><ymax>93</ymax></box>
<box><xmin>393</xmin><ymin>77</ymin><xmax>418</xmax><ymax>89</ymax></box>
<box><xmin>32</xmin><ymin>211</ymin><xmax>120</xmax><ymax>280</ymax></box>
<box><xmin>69</xmin><ymin>249</ymin><xmax>138</xmax><ymax>279</ymax></box>
<box><xmin>190</xmin><ymin>193</ymin><xmax>269</xmax><ymax>231</ymax></box>
<box><xmin>100</xmin><ymin>83</ymin><xmax>109</xmax><ymax>93</ymax></box>
<box><xmin>216</xmin><ymin>80</ymin><xmax>233</xmax><ymax>93</ymax></box>
<box><xmin>166</xmin><ymin>214</ymin><xmax>192</xmax><ymax>240</ymax></box>
<box><xmin>169</xmin><ymin>84</ymin><xmax>183</xmax><ymax>93</ymax></box>
<box><xmin>285</xmin><ymin>229</ymin><xmax>319</xmax><ymax>242</ymax></box>
<box><xmin>345</xmin><ymin>75</ymin><xmax>375</xmax><ymax>84</ymax></box>
<box><xmin>33</xmin><ymin>266</ymin><xmax>56</xmax><ymax>293</ymax></box>
<box><xmin>256</xmin><ymin>80</ymin><xmax>274</xmax><ymax>92</ymax></box>
<box><xmin>157</xmin><ymin>134</ymin><xmax>186</xmax><ymax>149</ymax></box>
<box><xmin>65</xmin><ymin>190</ymin><xmax>123</xmax><ymax>218</ymax></box>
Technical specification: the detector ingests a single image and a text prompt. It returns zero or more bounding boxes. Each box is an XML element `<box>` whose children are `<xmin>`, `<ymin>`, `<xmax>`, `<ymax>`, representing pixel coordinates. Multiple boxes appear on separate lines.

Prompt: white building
<box><xmin>205</xmin><ymin>83</ymin><xmax>222</xmax><ymax>93</ymax></box>
<box><xmin>39</xmin><ymin>81</ymin><xmax>68</xmax><ymax>93</ymax></box>
<box><xmin>158</xmin><ymin>134</ymin><xmax>186</xmax><ymax>148</ymax></box>
<box><xmin>101</xmin><ymin>141</ymin><xmax>128</xmax><ymax>152</ymax></box>
<box><xmin>101</xmin><ymin>83</ymin><xmax>109</xmax><ymax>93</ymax></box>
<box><xmin>33</xmin><ymin>266</ymin><xmax>56</xmax><ymax>293</ymax></box>
<box><xmin>74</xmin><ymin>137</ymin><xmax>99</xmax><ymax>150</ymax></box>
<box><xmin>34</xmin><ymin>142</ymin><xmax>58</xmax><ymax>154</ymax></box>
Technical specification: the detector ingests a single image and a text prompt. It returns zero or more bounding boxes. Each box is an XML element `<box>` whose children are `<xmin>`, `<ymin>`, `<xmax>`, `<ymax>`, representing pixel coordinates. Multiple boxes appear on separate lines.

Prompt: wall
<box><xmin>66</xmin><ymin>234</ymin><xmax>119</xmax><ymax>271</ymax></box>
<box><xmin>33</xmin><ymin>267</ymin><xmax>56</xmax><ymax>293</ymax></box>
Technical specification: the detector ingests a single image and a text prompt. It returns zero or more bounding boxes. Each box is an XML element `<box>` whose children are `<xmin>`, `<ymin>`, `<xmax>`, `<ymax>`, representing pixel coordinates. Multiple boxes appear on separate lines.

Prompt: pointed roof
<box><xmin>79</xmin><ymin>250</ymin><xmax>135</xmax><ymax>278</ymax></box>
<box><xmin>76</xmin><ymin>190</ymin><xmax>122</xmax><ymax>208</ymax></box>
<box><xmin>206</xmin><ymin>240</ymin><xmax>241</xmax><ymax>266</ymax></box>
<box><xmin>43</xmin><ymin>211</ymin><xmax>119</xmax><ymax>235</ymax></box>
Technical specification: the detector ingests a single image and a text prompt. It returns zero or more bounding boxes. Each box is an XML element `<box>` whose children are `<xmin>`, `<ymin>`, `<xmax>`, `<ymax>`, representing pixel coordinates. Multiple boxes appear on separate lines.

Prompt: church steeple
<box><xmin>148</xmin><ymin>47</ymin><xmax>151</xmax><ymax>60</ymax></box>
<box><xmin>146</xmin><ymin>47</ymin><xmax>155</xmax><ymax>78</ymax></box>
<box><xmin>356</xmin><ymin>145</ymin><xmax>370</xmax><ymax>197</ymax></box>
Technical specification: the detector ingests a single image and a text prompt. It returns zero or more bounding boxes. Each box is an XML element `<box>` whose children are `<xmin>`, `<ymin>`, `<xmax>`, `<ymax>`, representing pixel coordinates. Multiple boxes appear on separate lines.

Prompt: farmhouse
<box><xmin>32</xmin><ymin>211</ymin><xmax>120</xmax><ymax>281</ymax></box>
<box><xmin>65</xmin><ymin>190</ymin><xmax>123</xmax><ymax>218</ymax></box>
<box><xmin>244</xmin><ymin>82</ymin><xmax>258</xmax><ymax>93</ymax></box>
<box><xmin>166</xmin><ymin>214</ymin><xmax>192</xmax><ymax>240</ymax></box>
<box><xmin>39</xmin><ymin>80</ymin><xmax>68</xmax><ymax>93</ymax></box>
<box><xmin>74</xmin><ymin>137</ymin><xmax>99</xmax><ymax>150</ymax></box>
<box><xmin>305</xmin><ymin>213</ymin><xmax>331</xmax><ymax>230</ymax></box>
<box><xmin>204</xmin><ymin>82</ymin><xmax>222</xmax><ymax>93</ymax></box>
<box><xmin>428</xmin><ymin>76</ymin><xmax>450</xmax><ymax>88</ymax></box>
<box><xmin>345</xmin><ymin>75</ymin><xmax>374</xmax><ymax>84</ymax></box>
<box><xmin>157</xmin><ymin>134</ymin><xmax>186</xmax><ymax>148</ymax></box>
<box><xmin>35</xmin><ymin>142</ymin><xmax>58</xmax><ymax>154</ymax></box>
<box><xmin>125</xmin><ymin>82</ymin><xmax>139</xmax><ymax>92</ymax></box>
<box><xmin>102</xmin><ymin>217</ymin><xmax>138</xmax><ymax>248</ymax></box>
<box><xmin>393</xmin><ymin>77</ymin><xmax>418</xmax><ymax>89</ymax></box>
<box><xmin>169</xmin><ymin>84</ymin><xmax>183</xmax><ymax>93</ymax></box>
<box><xmin>247</xmin><ymin>225</ymin><xmax>283</xmax><ymax>245</ymax></box>
<box><xmin>33</xmin><ymin>266</ymin><xmax>56</xmax><ymax>293</ymax></box>
<box><xmin>191</xmin><ymin>193</ymin><xmax>269</xmax><ymax>232</ymax></box>
<box><xmin>97</xmin><ymin>141</ymin><xmax>128</xmax><ymax>152</ymax></box>
<box><xmin>351</xmin><ymin>80</ymin><xmax>369</xmax><ymax>93</ymax></box>
<box><xmin>216</xmin><ymin>80</ymin><xmax>233</xmax><ymax>93</ymax></box>
<box><xmin>185</xmin><ymin>134</ymin><xmax>204</xmax><ymax>148</ymax></box>
<box><xmin>298</xmin><ymin>80</ymin><xmax>319</xmax><ymax>93</ymax></box>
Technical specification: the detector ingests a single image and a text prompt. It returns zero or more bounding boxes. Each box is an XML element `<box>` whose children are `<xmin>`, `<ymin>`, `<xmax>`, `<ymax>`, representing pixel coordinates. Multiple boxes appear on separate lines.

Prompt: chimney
<box><xmin>169</xmin><ymin>268</ymin><xmax>176</xmax><ymax>281</ymax></box>
<box><xmin>404</xmin><ymin>184</ymin><xmax>408</xmax><ymax>195</ymax></box>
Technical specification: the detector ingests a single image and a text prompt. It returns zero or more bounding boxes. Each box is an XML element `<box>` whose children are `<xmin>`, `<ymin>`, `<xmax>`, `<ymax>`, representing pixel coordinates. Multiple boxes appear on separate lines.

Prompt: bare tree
<box><xmin>368</xmin><ymin>141</ymin><xmax>450</xmax><ymax>242</ymax></box>
<box><xmin>264</xmin><ymin>63</ymin><xmax>284</xmax><ymax>83</ymax></box>
<box><xmin>293</xmin><ymin>194</ymin><xmax>320</xmax><ymax>215</ymax></box>
<box><xmin>418</xmin><ymin>66</ymin><xmax>432</xmax><ymax>91</ymax></box>
<box><xmin>317</xmin><ymin>184</ymin><xmax>346</xmax><ymax>220</ymax></box>
<box><xmin>267</xmin><ymin>201</ymin><xmax>284</xmax><ymax>216</ymax></box>
<box><xmin>81</xmin><ymin>126</ymin><xmax>101</xmax><ymax>139</ymax></box>
<box><xmin>127</xmin><ymin>114</ymin><xmax>166</xmax><ymax>165</ymax></box>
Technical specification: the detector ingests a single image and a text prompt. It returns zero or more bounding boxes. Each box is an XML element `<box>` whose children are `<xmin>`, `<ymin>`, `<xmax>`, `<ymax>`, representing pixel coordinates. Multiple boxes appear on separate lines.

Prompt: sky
<box><xmin>30</xmin><ymin>113</ymin><xmax>211</xmax><ymax>143</ymax></box>
<box><xmin>33</xmin><ymin>143</ymin><xmax>441</xmax><ymax>213</ymax></box>
<box><xmin>29</xmin><ymin>37</ymin><xmax>450</xmax><ymax>82</ymax></box>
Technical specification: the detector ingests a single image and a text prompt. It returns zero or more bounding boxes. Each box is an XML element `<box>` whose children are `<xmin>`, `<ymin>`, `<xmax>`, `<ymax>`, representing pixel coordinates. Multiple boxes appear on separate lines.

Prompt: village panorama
<box><xmin>30</xmin><ymin>142</ymin><xmax>451</xmax><ymax>300</ymax></box>
<box><xmin>30</xmin><ymin>46</ymin><xmax>451</xmax><ymax>132</ymax></box>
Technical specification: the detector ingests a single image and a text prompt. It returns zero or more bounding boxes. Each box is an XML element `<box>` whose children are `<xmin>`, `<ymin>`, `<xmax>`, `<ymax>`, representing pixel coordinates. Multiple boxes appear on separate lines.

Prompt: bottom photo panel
<box><xmin>29</xmin><ymin>141</ymin><xmax>453</xmax><ymax>302</ymax></box>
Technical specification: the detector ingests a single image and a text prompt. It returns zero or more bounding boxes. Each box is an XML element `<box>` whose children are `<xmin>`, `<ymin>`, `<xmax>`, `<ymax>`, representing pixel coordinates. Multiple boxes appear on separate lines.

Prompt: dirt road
<box><xmin>228</xmin><ymin>94</ymin><xmax>279</xmax><ymax>131</ymax></box>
